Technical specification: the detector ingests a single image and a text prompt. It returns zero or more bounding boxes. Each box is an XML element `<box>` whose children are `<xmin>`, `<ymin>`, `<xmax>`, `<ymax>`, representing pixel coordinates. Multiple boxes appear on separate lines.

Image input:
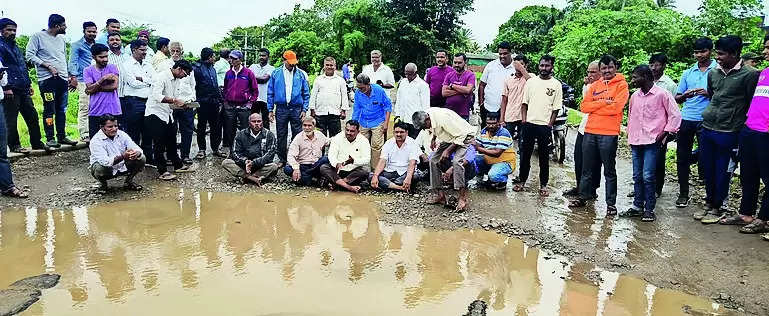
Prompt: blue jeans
<box><xmin>122</xmin><ymin>96</ymin><xmax>154</xmax><ymax>162</ymax></box>
<box><xmin>699</xmin><ymin>128</ymin><xmax>738</xmax><ymax>208</ymax></box>
<box><xmin>282</xmin><ymin>157</ymin><xmax>329</xmax><ymax>186</ymax></box>
<box><xmin>474</xmin><ymin>156</ymin><xmax>513</xmax><ymax>183</ymax></box>
<box><xmin>38</xmin><ymin>77</ymin><xmax>68</xmax><ymax>140</ymax></box>
<box><xmin>276</xmin><ymin>105</ymin><xmax>302</xmax><ymax>163</ymax></box>
<box><xmin>631</xmin><ymin>144</ymin><xmax>660</xmax><ymax>211</ymax></box>
<box><xmin>0</xmin><ymin>100</ymin><xmax>17</xmax><ymax>191</ymax></box>
<box><xmin>738</xmin><ymin>127</ymin><xmax>769</xmax><ymax>220</ymax></box>
<box><xmin>173</xmin><ymin>108</ymin><xmax>195</xmax><ymax>160</ymax></box>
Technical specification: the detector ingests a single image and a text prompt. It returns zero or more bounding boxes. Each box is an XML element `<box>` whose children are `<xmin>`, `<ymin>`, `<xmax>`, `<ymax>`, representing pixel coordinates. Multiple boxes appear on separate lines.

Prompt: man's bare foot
<box><xmin>245</xmin><ymin>175</ymin><xmax>263</xmax><ymax>186</ymax></box>
<box><xmin>456</xmin><ymin>199</ymin><xmax>468</xmax><ymax>212</ymax></box>
<box><xmin>348</xmin><ymin>185</ymin><xmax>361</xmax><ymax>193</ymax></box>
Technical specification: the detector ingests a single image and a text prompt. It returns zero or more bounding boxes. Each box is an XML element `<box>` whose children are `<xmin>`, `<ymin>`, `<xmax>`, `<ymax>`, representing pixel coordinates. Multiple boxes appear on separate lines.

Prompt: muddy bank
<box><xmin>2</xmin><ymin>144</ymin><xmax>766</xmax><ymax>314</ymax></box>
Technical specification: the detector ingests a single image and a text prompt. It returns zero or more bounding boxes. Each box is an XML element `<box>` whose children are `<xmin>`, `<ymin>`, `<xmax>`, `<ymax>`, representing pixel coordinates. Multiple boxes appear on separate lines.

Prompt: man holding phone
<box><xmin>674</xmin><ymin>37</ymin><xmax>717</xmax><ymax>208</ymax></box>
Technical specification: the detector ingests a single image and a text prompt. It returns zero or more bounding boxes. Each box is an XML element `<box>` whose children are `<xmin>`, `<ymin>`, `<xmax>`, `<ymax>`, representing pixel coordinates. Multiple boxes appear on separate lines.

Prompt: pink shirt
<box><xmin>627</xmin><ymin>85</ymin><xmax>681</xmax><ymax>145</ymax></box>
<box><xmin>746</xmin><ymin>68</ymin><xmax>769</xmax><ymax>132</ymax></box>
<box><xmin>287</xmin><ymin>132</ymin><xmax>328</xmax><ymax>169</ymax></box>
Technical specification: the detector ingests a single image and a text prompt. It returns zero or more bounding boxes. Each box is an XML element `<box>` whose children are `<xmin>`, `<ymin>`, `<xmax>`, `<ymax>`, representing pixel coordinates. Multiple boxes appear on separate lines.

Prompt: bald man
<box><xmin>222</xmin><ymin>113</ymin><xmax>278</xmax><ymax>185</ymax></box>
<box><xmin>395</xmin><ymin>62</ymin><xmax>430</xmax><ymax>139</ymax></box>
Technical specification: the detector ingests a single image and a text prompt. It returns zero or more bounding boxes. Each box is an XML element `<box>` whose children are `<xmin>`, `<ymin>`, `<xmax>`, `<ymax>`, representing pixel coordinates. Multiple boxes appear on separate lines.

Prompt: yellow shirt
<box><xmin>427</xmin><ymin>107</ymin><xmax>475</xmax><ymax>145</ymax></box>
<box><xmin>522</xmin><ymin>76</ymin><xmax>563</xmax><ymax>126</ymax></box>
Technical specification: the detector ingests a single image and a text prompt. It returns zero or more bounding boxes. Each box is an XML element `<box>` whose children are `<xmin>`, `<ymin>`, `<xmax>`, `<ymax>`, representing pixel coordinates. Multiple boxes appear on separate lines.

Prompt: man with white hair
<box><xmin>169</xmin><ymin>41</ymin><xmax>197</xmax><ymax>164</ymax></box>
<box><xmin>395</xmin><ymin>62</ymin><xmax>429</xmax><ymax>139</ymax></box>
<box><xmin>362</xmin><ymin>50</ymin><xmax>395</xmax><ymax>97</ymax></box>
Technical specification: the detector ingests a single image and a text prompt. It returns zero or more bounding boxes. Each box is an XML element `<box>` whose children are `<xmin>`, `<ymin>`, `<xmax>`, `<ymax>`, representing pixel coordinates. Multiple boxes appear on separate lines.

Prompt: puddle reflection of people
<box><xmin>369</xmin><ymin>121</ymin><xmax>424</xmax><ymax>192</ymax></box>
<box><xmin>221</xmin><ymin>113</ymin><xmax>279</xmax><ymax>186</ymax></box>
<box><xmin>319</xmin><ymin>120</ymin><xmax>371</xmax><ymax>193</ymax></box>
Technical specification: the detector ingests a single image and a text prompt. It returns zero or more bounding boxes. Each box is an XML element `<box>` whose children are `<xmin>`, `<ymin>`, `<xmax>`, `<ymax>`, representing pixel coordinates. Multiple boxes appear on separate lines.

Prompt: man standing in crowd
<box><xmin>144</xmin><ymin>60</ymin><xmax>197</xmax><ymax>181</ymax></box>
<box><xmin>222</xmin><ymin>50</ymin><xmax>259</xmax><ymax>156</ymax></box>
<box><xmin>741</xmin><ymin>52</ymin><xmax>761</xmax><ymax>68</ymax></box>
<box><xmin>152</xmin><ymin>37</ymin><xmax>171</xmax><ymax>72</ymax></box>
<box><xmin>89</xmin><ymin>114</ymin><xmax>144</xmax><ymax>192</ymax></box>
<box><xmin>214</xmin><ymin>49</ymin><xmax>231</xmax><ymax>90</ymax></box>
<box><xmin>370</xmin><ymin>121</ymin><xmax>422</xmax><ymax>192</ymax></box>
<box><xmin>479</xmin><ymin>41</ymin><xmax>515</xmax><ymax>126</ymax></box>
<box><xmin>342</xmin><ymin>59</ymin><xmax>353</xmax><ymax>82</ymax></box>
<box><xmin>68</xmin><ymin>21</ymin><xmax>97</xmax><ymax>141</ymax></box>
<box><xmin>697</xmin><ymin>35</ymin><xmax>760</xmax><ymax>224</ymax></box>
<box><xmin>26</xmin><ymin>14</ymin><xmax>77</xmax><ymax>147</ymax></box>
<box><xmin>106</xmin><ymin>33</ymin><xmax>129</xmax><ymax>116</ymax></box>
<box><xmin>352</xmin><ymin>73</ymin><xmax>392</xmax><ymax>167</ymax></box>
<box><xmin>565</xmin><ymin>61</ymin><xmax>602</xmax><ymax>197</ymax></box>
<box><xmin>442</xmin><ymin>53</ymin><xmax>476</xmax><ymax>120</ymax></box>
<box><xmin>320</xmin><ymin>120</ymin><xmax>371</xmax><ymax>193</ymax></box>
<box><xmin>193</xmin><ymin>47</ymin><xmax>224</xmax><ymax>159</ymax></box>
<box><xmin>425</xmin><ymin>49</ymin><xmax>452</xmax><ymax>108</ymax></box>
<box><xmin>513</xmin><ymin>55</ymin><xmax>562</xmax><ymax>197</ymax></box>
<box><xmin>0</xmin><ymin>18</ymin><xmax>45</xmax><ymax>153</ymax></box>
<box><xmin>122</xmin><ymin>39</ymin><xmax>155</xmax><ymax>164</ymax></box>
<box><xmin>169</xmin><ymin>41</ymin><xmax>197</xmax><ymax>164</ymax></box>
<box><xmin>624</xmin><ymin>65</ymin><xmax>681</xmax><ymax>222</ymax></box>
<box><xmin>222</xmin><ymin>113</ymin><xmax>278</xmax><ymax>186</ymax></box>
<box><xmin>362</xmin><ymin>50</ymin><xmax>395</xmax><ymax>98</ymax></box>
<box><xmin>674</xmin><ymin>37</ymin><xmax>715</xmax><ymax>208</ymax></box>
<box><xmin>84</xmin><ymin>44</ymin><xmax>121</xmax><ymax>138</ymax></box>
<box><xmin>569</xmin><ymin>55</ymin><xmax>629</xmax><ymax>216</ymax></box>
<box><xmin>285</xmin><ymin>117</ymin><xmax>329</xmax><ymax>186</ymax></box>
<box><xmin>310</xmin><ymin>56</ymin><xmax>348</xmax><ymax>137</ymax></box>
<box><xmin>473</xmin><ymin>112</ymin><xmax>516</xmax><ymax>190</ymax></box>
<box><xmin>268</xmin><ymin>50</ymin><xmax>310</xmax><ymax>166</ymax></box>
<box><xmin>0</xmin><ymin>58</ymin><xmax>28</xmax><ymax>198</ymax></box>
<box><xmin>500</xmin><ymin>54</ymin><xmax>531</xmax><ymax>139</ymax></box>
<box><xmin>412</xmin><ymin>107</ymin><xmax>476</xmax><ymax>212</ymax></box>
<box><xmin>95</xmin><ymin>18</ymin><xmax>120</xmax><ymax>45</ymax></box>
<box><xmin>395</xmin><ymin>63</ymin><xmax>429</xmax><ymax>139</ymax></box>
<box><xmin>249</xmin><ymin>48</ymin><xmax>275</xmax><ymax>129</ymax></box>
<box><xmin>134</xmin><ymin>30</ymin><xmax>154</xmax><ymax>60</ymax></box>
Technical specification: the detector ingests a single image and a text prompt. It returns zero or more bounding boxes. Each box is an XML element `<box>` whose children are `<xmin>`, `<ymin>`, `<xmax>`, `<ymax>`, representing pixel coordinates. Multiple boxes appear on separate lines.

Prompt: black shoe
<box><xmin>58</xmin><ymin>137</ymin><xmax>78</xmax><ymax>146</ymax></box>
<box><xmin>183</xmin><ymin>158</ymin><xmax>194</xmax><ymax>165</ymax></box>
<box><xmin>675</xmin><ymin>195</ymin><xmax>690</xmax><ymax>208</ymax></box>
<box><xmin>621</xmin><ymin>206</ymin><xmax>644</xmax><ymax>217</ymax></box>
<box><xmin>511</xmin><ymin>176</ymin><xmax>522</xmax><ymax>184</ymax></box>
<box><xmin>46</xmin><ymin>140</ymin><xmax>61</xmax><ymax>148</ymax></box>
<box><xmin>9</xmin><ymin>146</ymin><xmax>29</xmax><ymax>154</ymax></box>
<box><xmin>627</xmin><ymin>191</ymin><xmax>635</xmax><ymax>198</ymax></box>
<box><xmin>563</xmin><ymin>187</ymin><xmax>579</xmax><ymax>197</ymax></box>
<box><xmin>641</xmin><ymin>210</ymin><xmax>657</xmax><ymax>222</ymax></box>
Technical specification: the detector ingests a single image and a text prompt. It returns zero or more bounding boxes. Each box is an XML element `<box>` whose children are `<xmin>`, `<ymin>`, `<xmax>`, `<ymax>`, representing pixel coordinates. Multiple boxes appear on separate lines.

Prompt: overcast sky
<box><xmin>0</xmin><ymin>0</ymin><xmax>759</xmax><ymax>55</ymax></box>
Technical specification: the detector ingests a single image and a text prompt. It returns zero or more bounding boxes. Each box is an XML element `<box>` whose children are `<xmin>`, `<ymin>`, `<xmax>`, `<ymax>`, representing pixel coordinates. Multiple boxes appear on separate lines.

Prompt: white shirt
<box><xmin>145</xmin><ymin>69</ymin><xmax>183</xmax><ymax>123</ymax></box>
<box><xmin>415</xmin><ymin>129</ymin><xmax>434</xmax><ymax>157</ymax></box>
<box><xmin>380</xmin><ymin>137</ymin><xmax>420</xmax><ymax>174</ymax></box>
<box><xmin>362</xmin><ymin>63</ymin><xmax>395</xmax><ymax>91</ymax></box>
<box><xmin>395</xmin><ymin>77</ymin><xmax>430</xmax><ymax>124</ymax></box>
<box><xmin>107</xmin><ymin>50</ymin><xmax>130</xmax><ymax>97</ymax></box>
<box><xmin>283</xmin><ymin>67</ymin><xmax>295</xmax><ymax>101</ymax></box>
<box><xmin>328</xmin><ymin>132</ymin><xmax>371</xmax><ymax>172</ymax></box>
<box><xmin>309</xmin><ymin>74</ymin><xmax>350</xmax><ymax>116</ymax></box>
<box><xmin>480</xmin><ymin>59</ymin><xmax>515</xmax><ymax>112</ymax></box>
<box><xmin>0</xmin><ymin>61</ymin><xmax>6</xmax><ymax>101</ymax></box>
<box><xmin>249</xmin><ymin>63</ymin><xmax>275</xmax><ymax>102</ymax></box>
<box><xmin>214</xmin><ymin>58</ymin><xmax>230</xmax><ymax>87</ymax></box>
<box><xmin>89</xmin><ymin>129</ymin><xmax>143</xmax><ymax>175</ymax></box>
<box><xmin>121</xmin><ymin>57</ymin><xmax>155</xmax><ymax>98</ymax></box>
<box><xmin>178</xmin><ymin>70</ymin><xmax>197</xmax><ymax>103</ymax></box>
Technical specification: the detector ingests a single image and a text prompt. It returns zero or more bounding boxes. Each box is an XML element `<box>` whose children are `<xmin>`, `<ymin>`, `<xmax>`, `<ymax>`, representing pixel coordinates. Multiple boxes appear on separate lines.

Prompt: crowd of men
<box><xmin>0</xmin><ymin>14</ymin><xmax>768</xmax><ymax>238</ymax></box>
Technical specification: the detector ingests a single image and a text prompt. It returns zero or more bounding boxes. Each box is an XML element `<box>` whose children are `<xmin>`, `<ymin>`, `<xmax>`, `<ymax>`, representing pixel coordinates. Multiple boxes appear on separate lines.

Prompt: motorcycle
<box><xmin>550</xmin><ymin>81</ymin><xmax>576</xmax><ymax>164</ymax></box>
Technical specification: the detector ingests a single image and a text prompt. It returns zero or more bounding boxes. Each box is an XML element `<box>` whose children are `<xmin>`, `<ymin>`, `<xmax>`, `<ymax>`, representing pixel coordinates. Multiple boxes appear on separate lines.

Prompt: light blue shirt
<box><xmin>95</xmin><ymin>32</ymin><xmax>109</xmax><ymax>46</ymax></box>
<box><xmin>352</xmin><ymin>84</ymin><xmax>392</xmax><ymax>128</ymax></box>
<box><xmin>676</xmin><ymin>60</ymin><xmax>716</xmax><ymax>121</ymax></box>
<box><xmin>68</xmin><ymin>37</ymin><xmax>94</xmax><ymax>82</ymax></box>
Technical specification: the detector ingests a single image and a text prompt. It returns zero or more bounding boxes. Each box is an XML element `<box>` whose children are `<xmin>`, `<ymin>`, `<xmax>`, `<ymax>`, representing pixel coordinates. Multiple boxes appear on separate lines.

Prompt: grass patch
<box><xmin>15</xmin><ymin>83</ymin><xmax>81</xmax><ymax>147</ymax></box>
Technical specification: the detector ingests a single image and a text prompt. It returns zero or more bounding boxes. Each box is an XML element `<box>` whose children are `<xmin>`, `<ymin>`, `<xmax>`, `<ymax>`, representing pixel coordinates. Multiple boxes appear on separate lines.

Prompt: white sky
<box><xmin>0</xmin><ymin>0</ymin><xmax>759</xmax><ymax>55</ymax></box>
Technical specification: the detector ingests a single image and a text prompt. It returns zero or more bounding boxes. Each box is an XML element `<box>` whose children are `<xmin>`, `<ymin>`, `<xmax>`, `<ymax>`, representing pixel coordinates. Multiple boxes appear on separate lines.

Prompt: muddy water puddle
<box><xmin>0</xmin><ymin>191</ymin><xmax>734</xmax><ymax>315</ymax></box>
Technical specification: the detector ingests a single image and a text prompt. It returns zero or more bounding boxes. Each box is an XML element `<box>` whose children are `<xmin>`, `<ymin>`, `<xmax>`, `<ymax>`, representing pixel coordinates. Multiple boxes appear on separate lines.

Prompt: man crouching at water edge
<box><xmin>412</xmin><ymin>107</ymin><xmax>476</xmax><ymax>212</ymax></box>
<box><xmin>319</xmin><ymin>120</ymin><xmax>371</xmax><ymax>193</ymax></box>
<box><xmin>89</xmin><ymin>114</ymin><xmax>145</xmax><ymax>192</ymax></box>
<box><xmin>222</xmin><ymin>113</ymin><xmax>278</xmax><ymax>186</ymax></box>
<box><xmin>369</xmin><ymin>121</ymin><xmax>424</xmax><ymax>192</ymax></box>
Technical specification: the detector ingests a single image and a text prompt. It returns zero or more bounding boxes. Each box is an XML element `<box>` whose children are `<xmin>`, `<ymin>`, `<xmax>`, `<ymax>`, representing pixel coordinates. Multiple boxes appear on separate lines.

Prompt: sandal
<box><xmin>568</xmin><ymin>199</ymin><xmax>587</xmax><ymax>208</ymax></box>
<box><xmin>538</xmin><ymin>187</ymin><xmax>549</xmax><ymax>197</ymax></box>
<box><xmin>719</xmin><ymin>214</ymin><xmax>753</xmax><ymax>226</ymax></box>
<box><xmin>159</xmin><ymin>172</ymin><xmax>177</xmax><ymax>181</ymax></box>
<box><xmin>512</xmin><ymin>184</ymin><xmax>525</xmax><ymax>192</ymax></box>
<box><xmin>194</xmin><ymin>151</ymin><xmax>206</xmax><ymax>160</ymax></box>
<box><xmin>2</xmin><ymin>186</ymin><xmax>28</xmax><ymax>198</ymax></box>
<box><xmin>739</xmin><ymin>220</ymin><xmax>769</xmax><ymax>234</ymax></box>
<box><xmin>606</xmin><ymin>205</ymin><xmax>618</xmax><ymax>216</ymax></box>
<box><xmin>123</xmin><ymin>182</ymin><xmax>143</xmax><ymax>191</ymax></box>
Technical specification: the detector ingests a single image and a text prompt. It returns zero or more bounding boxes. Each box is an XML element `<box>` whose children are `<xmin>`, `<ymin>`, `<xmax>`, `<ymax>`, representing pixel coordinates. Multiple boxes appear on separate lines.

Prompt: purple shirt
<box><xmin>442</xmin><ymin>70</ymin><xmax>475</xmax><ymax>117</ymax></box>
<box><xmin>425</xmin><ymin>65</ymin><xmax>452</xmax><ymax>106</ymax></box>
<box><xmin>84</xmin><ymin>64</ymin><xmax>121</xmax><ymax>116</ymax></box>
<box><xmin>746</xmin><ymin>68</ymin><xmax>769</xmax><ymax>132</ymax></box>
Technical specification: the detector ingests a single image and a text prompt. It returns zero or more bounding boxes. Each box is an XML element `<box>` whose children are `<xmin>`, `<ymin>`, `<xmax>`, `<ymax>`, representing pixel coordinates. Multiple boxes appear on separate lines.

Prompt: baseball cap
<box><xmin>283</xmin><ymin>50</ymin><xmax>298</xmax><ymax>65</ymax></box>
<box><xmin>229</xmin><ymin>50</ymin><xmax>244</xmax><ymax>60</ymax></box>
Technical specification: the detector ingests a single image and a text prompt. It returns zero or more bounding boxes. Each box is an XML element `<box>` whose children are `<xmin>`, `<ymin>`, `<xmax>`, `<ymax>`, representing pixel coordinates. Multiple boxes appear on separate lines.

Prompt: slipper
<box><xmin>2</xmin><ymin>186</ymin><xmax>28</xmax><ymax>198</ymax></box>
<box><xmin>539</xmin><ymin>188</ymin><xmax>549</xmax><ymax>197</ymax></box>
<box><xmin>762</xmin><ymin>233</ymin><xmax>769</xmax><ymax>241</ymax></box>
<box><xmin>719</xmin><ymin>214</ymin><xmax>752</xmax><ymax>226</ymax></box>
<box><xmin>606</xmin><ymin>205</ymin><xmax>618</xmax><ymax>216</ymax></box>
<box><xmin>194</xmin><ymin>151</ymin><xmax>206</xmax><ymax>160</ymax></box>
<box><xmin>739</xmin><ymin>220</ymin><xmax>769</xmax><ymax>234</ymax></box>
<box><xmin>159</xmin><ymin>172</ymin><xmax>177</xmax><ymax>181</ymax></box>
<box><xmin>568</xmin><ymin>199</ymin><xmax>587</xmax><ymax>208</ymax></box>
<box><xmin>123</xmin><ymin>182</ymin><xmax>143</xmax><ymax>191</ymax></box>
<box><xmin>512</xmin><ymin>184</ymin><xmax>524</xmax><ymax>192</ymax></box>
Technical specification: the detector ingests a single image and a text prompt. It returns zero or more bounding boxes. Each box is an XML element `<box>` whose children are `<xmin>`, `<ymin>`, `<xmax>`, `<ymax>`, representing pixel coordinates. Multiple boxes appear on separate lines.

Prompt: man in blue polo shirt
<box><xmin>69</xmin><ymin>21</ymin><xmax>97</xmax><ymax>141</ymax></box>
<box><xmin>352</xmin><ymin>72</ymin><xmax>392</xmax><ymax>167</ymax></box>
<box><xmin>674</xmin><ymin>37</ymin><xmax>716</xmax><ymax>208</ymax></box>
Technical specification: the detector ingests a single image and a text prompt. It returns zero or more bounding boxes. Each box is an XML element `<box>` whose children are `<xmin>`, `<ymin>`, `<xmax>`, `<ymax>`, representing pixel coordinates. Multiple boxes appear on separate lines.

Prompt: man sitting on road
<box><xmin>284</xmin><ymin>116</ymin><xmax>329</xmax><ymax>186</ymax></box>
<box><xmin>320</xmin><ymin>120</ymin><xmax>371</xmax><ymax>193</ymax></box>
<box><xmin>222</xmin><ymin>113</ymin><xmax>278</xmax><ymax>186</ymax></box>
<box><xmin>369</xmin><ymin>121</ymin><xmax>423</xmax><ymax>192</ymax></box>
<box><xmin>89</xmin><ymin>114</ymin><xmax>145</xmax><ymax>192</ymax></box>
<box><xmin>472</xmin><ymin>112</ymin><xmax>516</xmax><ymax>190</ymax></box>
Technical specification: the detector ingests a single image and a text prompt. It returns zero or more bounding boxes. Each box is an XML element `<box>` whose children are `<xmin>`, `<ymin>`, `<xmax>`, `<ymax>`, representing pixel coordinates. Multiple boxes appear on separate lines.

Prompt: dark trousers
<box><xmin>519</xmin><ymin>122</ymin><xmax>551</xmax><ymax>186</ymax></box>
<box><xmin>173</xmin><ymin>108</ymin><xmax>195</xmax><ymax>160</ymax></box>
<box><xmin>505</xmin><ymin>121</ymin><xmax>522</xmax><ymax>140</ymax></box>
<box><xmin>38</xmin><ymin>77</ymin><xmax>68</xmax><ymax>140</ymax></box>
<box><xmin>252</xmin><ymin>101</ymin><xmax>270</xmax><ymax>130</ymax></box>
<box><xmin>574</xmin><ymin>132</ymin><xmax>601</xmax><ymax>194</ymax></box>
<box><xmin>222</xmin><ymin>105</ymin><xmax>250</xmax><ymax>148</ymax></box>
<box><xmin>699</xmin><ymin>128</ymin><xmax>738</xmax><ymax>208</ymax></box>
<box><xmin>632</xmin><ymin>143</ymin><xmax>660</xmax><ymax>211</ymax></box>
<box><xmin>655</xmin><ymin>140</ymin><xmax>667</xmax><ymax>195</ymax></box>
<box><xmin>283</xmin><ymin>157</ymin><xmax>329</xmax><ymax>186</ymax></box>
<box><xmin>738</xmin><ymin>127</ymin><xmax>769</xmax><ymax>220</ymax></box>
<box><xmin>196</xmin><ymin>101</ymin><xmax>221</xmax><ymax>152</ymax></box>
<box><xmin>122</xmin><ymin>96</ymin><xmax>153</xmax><ymax>162</ymax></box>
<box><xmin>579</xmin><ymin>133</ymin><xmax>618</xmax><ymax>206</ymax></box>
<box><xmin>276</xmin><ymin>105</ymin><xmax>303</xmax><ymax>163</ymax></box>
<box><xmin>676</xmin><ymin>120</ymin><xmax>703</xmax><ymax>197</ymax></box>
<box><xmin>88</xmin><ymin>114</ymin><xmax>123</xmax><ymax>139</ymax></box>
<box><xmin>0</xmin><ymin>101</ymin><xmax>17</xmax><ymax>191</ymax></box>
<box><xmin>319</xmin><ymin>164</ymin><xmax>370</xmax><ymax>185</ymax></box>
<box><xmin>2</xmin><ymin>92</ymin><xmax>43</xmax><ymax>148</ymax></box>
<box><xmin>144</xmin><ymin>114</ymin><xmax>182</xmax><ymax>174</ymax></box>
<box><xmin>316</xmin><ymin>114</ymin><xmax>341</xmax><ymax>138</ymax></box>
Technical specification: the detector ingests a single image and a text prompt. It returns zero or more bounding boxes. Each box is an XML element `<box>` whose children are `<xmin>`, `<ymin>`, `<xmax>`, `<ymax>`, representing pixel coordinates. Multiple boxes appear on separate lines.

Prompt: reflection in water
<box><xmin>0</xmin><ymin>193</ymin><xmax>733</xmax><ymax>315</ymax></box>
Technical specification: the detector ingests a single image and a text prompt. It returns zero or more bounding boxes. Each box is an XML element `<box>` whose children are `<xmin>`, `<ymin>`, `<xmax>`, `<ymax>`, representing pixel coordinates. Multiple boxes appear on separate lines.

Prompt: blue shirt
<box><xmin>68</xmin><ymin>37</ymin><xmax>94</xmax><ymax>82</ymax></box>
<box><xmin>95</xmin><ymin>33</ymin><xmax>109</xmax><ymax>46</ymax></box>
<box><xmin>342</xmin><ymin>64</ymin><xmax>351</xmax><ymax>81</ymax></box>
<box><xmin>676</xmin><ymin>60</ymin><xmax>716</xmax><ymax>121</ymax></box>
<box><xmin>352</xmin><ymin>84</ymin><xmax>392</xmax><ymax>128</ymax></box>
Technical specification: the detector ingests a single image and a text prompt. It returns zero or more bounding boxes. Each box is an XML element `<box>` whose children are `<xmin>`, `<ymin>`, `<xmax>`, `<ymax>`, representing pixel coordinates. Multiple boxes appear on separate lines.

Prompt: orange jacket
<box><xmin>581</xmin><ymin>73</ymin><xmax>629</xmax><ymax>136</ymax></box>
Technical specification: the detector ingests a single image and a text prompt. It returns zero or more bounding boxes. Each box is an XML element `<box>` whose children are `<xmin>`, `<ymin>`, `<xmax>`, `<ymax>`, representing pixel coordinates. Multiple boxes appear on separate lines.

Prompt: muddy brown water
<box><xmin>0</xmin><ymin>191</ymin><xmax>734</xmax><ymax>315</ymax></box>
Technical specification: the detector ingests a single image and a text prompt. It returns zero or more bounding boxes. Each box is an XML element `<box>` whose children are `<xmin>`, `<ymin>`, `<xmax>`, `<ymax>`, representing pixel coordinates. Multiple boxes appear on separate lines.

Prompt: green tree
<box><xmin>493</xmin><ymin>6</ymin><xmax>563</xmax><ymax>58</ymax></box>
<box><xmin>696</xmin><ymin>0</ymin><xmax>764</xmax><ymax>52</ymax></box>
<box><xmin>119</xmin><ymin>23</ymin><xmax>160</xmax><ymax>50</ymax></box>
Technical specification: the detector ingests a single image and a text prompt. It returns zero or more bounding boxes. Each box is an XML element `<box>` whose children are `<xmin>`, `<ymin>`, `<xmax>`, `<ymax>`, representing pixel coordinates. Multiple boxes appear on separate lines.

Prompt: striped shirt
<box><xmin>107</xmin><ymin>49</ymin><xmax>131</xmax><ymax>97</ymax></box>
<box><xmin>476</xmin><ymin>127</ymin><xmax>516</xmax><ymax>165</ymax></box>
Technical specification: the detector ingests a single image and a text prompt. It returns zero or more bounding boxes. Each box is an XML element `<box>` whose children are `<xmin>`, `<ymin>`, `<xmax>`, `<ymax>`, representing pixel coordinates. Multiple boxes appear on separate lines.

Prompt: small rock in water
<box><xmin>0</xmin><ymin>288</ymin><xmax>41</xmax><ymax>316</ymax></box>
<box><xmin>9</xmin><ymin>274</ymin><xmax>60</xmax><ymax>290</ymax></box>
